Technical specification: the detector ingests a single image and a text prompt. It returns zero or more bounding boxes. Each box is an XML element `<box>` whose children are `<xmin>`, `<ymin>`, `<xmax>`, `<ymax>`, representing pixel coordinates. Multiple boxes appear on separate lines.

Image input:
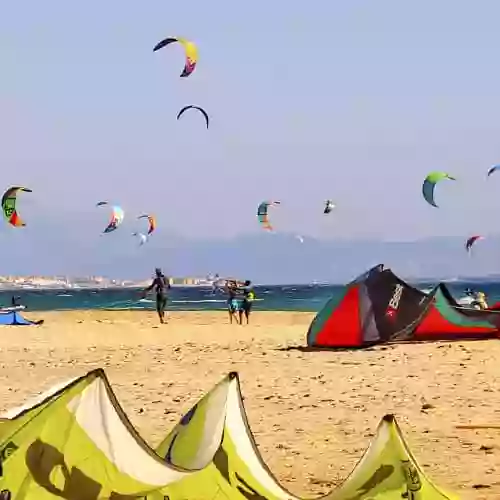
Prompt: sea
<box><xmin>3</xmin><ymin>281</ymin><xmax>500</xmax><ymax>312</ymax></box>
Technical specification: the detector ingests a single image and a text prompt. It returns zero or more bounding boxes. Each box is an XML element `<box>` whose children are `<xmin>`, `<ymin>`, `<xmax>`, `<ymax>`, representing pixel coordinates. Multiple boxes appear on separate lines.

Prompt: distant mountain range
<box><xmin>2</xmin><ymin>226</ymin><xmax>500</xmax><ymax>284</ymax></box>
<box><xmin>159</xmin><ymin>233</ymin><xmax>500</xmax><ymax>284</ymax></box>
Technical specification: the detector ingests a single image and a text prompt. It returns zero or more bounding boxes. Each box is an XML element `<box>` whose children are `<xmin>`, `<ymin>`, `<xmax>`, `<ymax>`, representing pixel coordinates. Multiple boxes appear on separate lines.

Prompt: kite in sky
<box><xmin>1</xmin><ymin>186</ymin><xmax>32</xmax><ymax>227</ymax></box>
<box><xmin>153</xmin><ymin>36</ymin><xmax>198</xmax><ymax>77</ymax></box>
<box><xmin>422</xmin><ymin>172</ymin><xmax>455</xmax><ymax>208</ymax></box>
<box><xmin>177</xmin><ymin>106</ymin><xmax>209</xmax><ymax>129</ymax></box>
<box><xmin>257</xmin><ymin>201</ymin><xmax>280</xmax><ymax>231</ymax></box>
<box><xmin>96</xmin><ymin>201</ymin><xmax>124</xmax><ymax>234</ymax></box>
<box><xmin>465</xmin><ymin>235</ymin><xmax>483</xmax><ymax>253</ymax></box>
<box><xmin>324</xmin><ymin>200</ymin><xmax>335</xmax><ymax>214</ymax></box>
<box><xmin>138</xmin><ymin>214</ymin><xmax>156</xmax><ymax>235</ymax></box>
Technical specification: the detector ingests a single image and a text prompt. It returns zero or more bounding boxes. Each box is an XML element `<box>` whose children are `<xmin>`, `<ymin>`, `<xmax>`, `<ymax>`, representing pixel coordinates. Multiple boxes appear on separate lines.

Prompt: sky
<box><xmin>2</xmin><ymin>1</ymin><xmax>500</xmax><ymax>277</ymax></box>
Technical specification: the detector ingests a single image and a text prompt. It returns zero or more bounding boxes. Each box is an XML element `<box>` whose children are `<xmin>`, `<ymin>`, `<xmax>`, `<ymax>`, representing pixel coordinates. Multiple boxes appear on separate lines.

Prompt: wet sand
<box><xmin>0</xmin><ymin>310</ymin><xmax>498</xmax><ymax>499</ymax></box>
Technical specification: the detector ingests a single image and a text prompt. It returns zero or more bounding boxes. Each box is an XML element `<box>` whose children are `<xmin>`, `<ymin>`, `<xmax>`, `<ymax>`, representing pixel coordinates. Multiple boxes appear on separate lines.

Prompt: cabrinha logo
<box><xmin>386</xmin><ymin>284</ymin><xmax>404</xmax><ymax>319</ymax></box>
<box><xmin>0</xmin><ymin>442</ymin><xmax>18</xmax><ymax>462</ymax></box>
<box><xmin>402</xmin><ymin>459</ymin><xmax>422</xmax><ymax>493</ymax></box>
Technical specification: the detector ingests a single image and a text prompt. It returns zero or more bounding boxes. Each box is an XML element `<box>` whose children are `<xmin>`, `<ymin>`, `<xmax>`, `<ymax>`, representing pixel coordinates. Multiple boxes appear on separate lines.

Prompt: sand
<box><xmin>0</xmin><ymin>310</ymin><xmax>499</xmax><ymax>499</ymax></box>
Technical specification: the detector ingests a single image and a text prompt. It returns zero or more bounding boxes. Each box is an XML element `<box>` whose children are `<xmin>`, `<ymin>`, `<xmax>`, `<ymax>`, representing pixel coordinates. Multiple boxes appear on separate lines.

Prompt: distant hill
<box><xmin>2</xmin><ymin>222</ymin><xmax>500</xmax><ymax>284</ymax></box>
<box><xmin>151</xmin><ymin>233</ymin><xmax>500</xmax><ymax>284</ymax></box>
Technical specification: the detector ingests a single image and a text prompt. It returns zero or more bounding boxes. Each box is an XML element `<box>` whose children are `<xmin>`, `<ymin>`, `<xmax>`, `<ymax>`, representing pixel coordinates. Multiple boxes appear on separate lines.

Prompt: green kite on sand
<box><xmin>0</xmin><ymin>369</ymin><xmax>457</xmax><ymax>499</ymax></box>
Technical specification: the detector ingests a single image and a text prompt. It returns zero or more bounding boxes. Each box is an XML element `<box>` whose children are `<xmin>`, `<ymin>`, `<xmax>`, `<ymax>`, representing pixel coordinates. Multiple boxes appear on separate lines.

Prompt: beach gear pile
<box><xmin>0</xmin><ymin>369</ymin><xmax>457</xmax><ymax>499</ymax></box>
<box><xmin>307</xmin><ymin>264</ymin><xmax>500</xmax><ymax>348</ymax></box>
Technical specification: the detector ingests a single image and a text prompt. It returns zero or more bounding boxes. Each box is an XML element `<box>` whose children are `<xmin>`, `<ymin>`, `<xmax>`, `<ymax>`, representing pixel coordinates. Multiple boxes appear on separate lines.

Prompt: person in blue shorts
<box><xmin>225</xmin><ymin>280</ymin><xmax>240</xmax><ymax>324</ymax></box>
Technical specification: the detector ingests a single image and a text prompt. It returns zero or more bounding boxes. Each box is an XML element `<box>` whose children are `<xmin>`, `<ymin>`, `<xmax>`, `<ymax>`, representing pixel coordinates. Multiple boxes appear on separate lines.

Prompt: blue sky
<box><xmin>2</xmin><ymin>1</ymin><xmax>500</xmax><ymax>276</ymax></box>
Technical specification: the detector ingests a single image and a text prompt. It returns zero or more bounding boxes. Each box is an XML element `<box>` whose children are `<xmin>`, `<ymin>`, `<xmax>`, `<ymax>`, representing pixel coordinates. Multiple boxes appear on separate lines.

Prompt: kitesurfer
<box><xmin>143</xmin><ymin>268</ymin><xmax>171</xmax><ymax>324</ymax></box>
<box><xmin>238</xmin><ymin>280</ymin><xmax>255</xmax><ymax>325</ymax></box>
<box><xmin>225</xmin><ymin>280</ymin><xmax>240</xmax><ymax>324</ymax></box>
<box><xmin>464</xmin><ymin>288</ymin><xmax>488</xmax><ymax>310</ymax></box>
<box><xmin>473</xmin><ymin>291</ymin><xmax>488</xmax><ymax>310</ymax></box>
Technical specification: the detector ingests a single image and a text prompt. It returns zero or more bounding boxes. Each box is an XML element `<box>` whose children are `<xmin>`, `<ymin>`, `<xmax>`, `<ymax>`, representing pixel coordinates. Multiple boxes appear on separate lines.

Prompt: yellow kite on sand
<box><xmin>0</xmin><ymin>369</ymin><xmax>457</xmax><ymax>499</ymax></box>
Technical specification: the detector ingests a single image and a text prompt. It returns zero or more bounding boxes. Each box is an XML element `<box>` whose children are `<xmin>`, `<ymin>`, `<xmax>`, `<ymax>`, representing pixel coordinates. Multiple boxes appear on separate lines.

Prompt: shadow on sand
<box><xmin>275</xmin><ymin>337</ymin><xmax>494</xmax><ymax>353</ymax></box>
<box><xmin>275</xmin><ymin>344</ymin><xmax>392</xmax><ymax>353</ymax></box>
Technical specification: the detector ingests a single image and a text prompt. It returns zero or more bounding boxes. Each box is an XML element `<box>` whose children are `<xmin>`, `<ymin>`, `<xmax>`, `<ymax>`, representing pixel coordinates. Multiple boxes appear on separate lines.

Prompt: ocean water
<box><xmin>3</xmin><ymin>281</ymin><xmax>500</xmax><ymax>312</ymax></box>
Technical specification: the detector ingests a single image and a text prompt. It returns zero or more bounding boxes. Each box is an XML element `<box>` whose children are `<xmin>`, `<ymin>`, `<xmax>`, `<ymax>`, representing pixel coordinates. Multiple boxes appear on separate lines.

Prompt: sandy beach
<box><xmin>0</xmin><ymin>310</ymin><xmax>498</xmax><ymax>499</ymax></box>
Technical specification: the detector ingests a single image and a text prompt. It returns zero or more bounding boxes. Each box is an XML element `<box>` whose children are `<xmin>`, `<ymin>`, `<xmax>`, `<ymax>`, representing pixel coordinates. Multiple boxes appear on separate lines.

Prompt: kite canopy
<box><xmin>96</xmin><ymin>201</ymin><xmax>124</xmax><ymax>234</ymax></box>
<box><xmin>307</xmin><ymin>265</ymin><xmax>434</xmax><ymax>348</ymax></box>
<box><xmin>138</xmin><ymin>214</ymin><xmax>156</xmax><ymax>235</ymax></box>
<box><xmin>153</xmin><ymin>36</ymin><xmax>197</xmax><ymax>77</ymax></box>
<box><xmin>0</xmin><ymin>310</ymin><xmax>43</xmax><ymax>326</ymax></box>
<box><xmin>422</xmin><ymin>171</ymin><xmax>456</xmax><ymax>208</ymax></box>
<box><xmin>0</xmin><ymin>369</ymin><xmax>458</xmax><ymax>499</ymax></box>
<box><xmin>257</xmin><ymin>201</ymin><xmax>280</xmax><ymax>231</ymax></box>
<box><xmin>465</xmin><ymin>235</ymin><xmax>483</xmax><ymax>252</ymax></box>
<box><xmin>1</xmin><ymin>186</ymin><xmax>32</xmax><ymax>227</ymax></box>
<box><xmin>324</xmin><ymin>200</ymin><xmax>335</xmax><ymax>214</ymax></box>
<box><xmin>307</xmin><ymin>265</ymin><xmax>500</xmax><ymax>349</ymax></box>
<box><xmin>177</xmin><ymin>105</ymin><xmax>209</xmax><ymax>129</ymax></box>
<box><xmin>487</xmin><ymin>164</ymin><xmax>500</xmax><ymax>177</ymax></box>
<box><xmin>132</xmin><ymin>232</ymin><xmax>148</xmax><ymax>246</ymax></box>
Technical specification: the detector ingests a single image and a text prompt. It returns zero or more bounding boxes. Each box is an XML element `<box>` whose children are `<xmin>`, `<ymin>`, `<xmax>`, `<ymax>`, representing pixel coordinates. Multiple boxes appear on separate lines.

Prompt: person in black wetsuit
<box><xmin>143</xmin><ymin>268</ymin><xmax>171</xmax><ymax>324</ymax></box>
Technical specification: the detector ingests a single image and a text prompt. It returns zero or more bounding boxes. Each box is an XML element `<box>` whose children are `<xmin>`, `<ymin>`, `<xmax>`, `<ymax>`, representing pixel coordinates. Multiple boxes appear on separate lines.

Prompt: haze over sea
<box><xmin>5</xmin><ymin>281</ymin><xmax>500</xmax><ymax>312</ymax></box>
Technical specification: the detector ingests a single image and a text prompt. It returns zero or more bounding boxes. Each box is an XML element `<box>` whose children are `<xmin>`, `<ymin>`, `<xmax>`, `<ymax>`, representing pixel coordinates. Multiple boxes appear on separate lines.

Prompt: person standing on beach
<box><xmin>143</xmin><ymin>268</ymin><xmax>171</xmax><ymax>324</ymax></box>
<box><xmin>238</xmin><ymin>280</ymin><xmax>255</xmax><ymax>325</ymax></box>
<box><xmin>225</xmin><ymin>280</ymin><xmax>240</xmax><ymax>324</ymax></box>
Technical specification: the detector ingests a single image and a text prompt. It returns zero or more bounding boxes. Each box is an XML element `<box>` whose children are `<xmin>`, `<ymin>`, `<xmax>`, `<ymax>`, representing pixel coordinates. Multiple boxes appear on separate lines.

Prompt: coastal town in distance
<box><xmin>0</xmin><ymin>275</ymin><xmax>215</xmax><ymax>290</ymax></box>
<box><xmin>0</xmin><ymin>273</ymin><xmax>499</xmax><ymax>290</ymax></box>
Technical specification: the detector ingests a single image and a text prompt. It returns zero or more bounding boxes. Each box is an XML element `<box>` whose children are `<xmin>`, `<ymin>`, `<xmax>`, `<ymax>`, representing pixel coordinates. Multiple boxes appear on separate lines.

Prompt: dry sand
<box><xmin>0</xmin><ymin>310</ymin><xmax>499</xmax><ymax>499</ymax></box>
